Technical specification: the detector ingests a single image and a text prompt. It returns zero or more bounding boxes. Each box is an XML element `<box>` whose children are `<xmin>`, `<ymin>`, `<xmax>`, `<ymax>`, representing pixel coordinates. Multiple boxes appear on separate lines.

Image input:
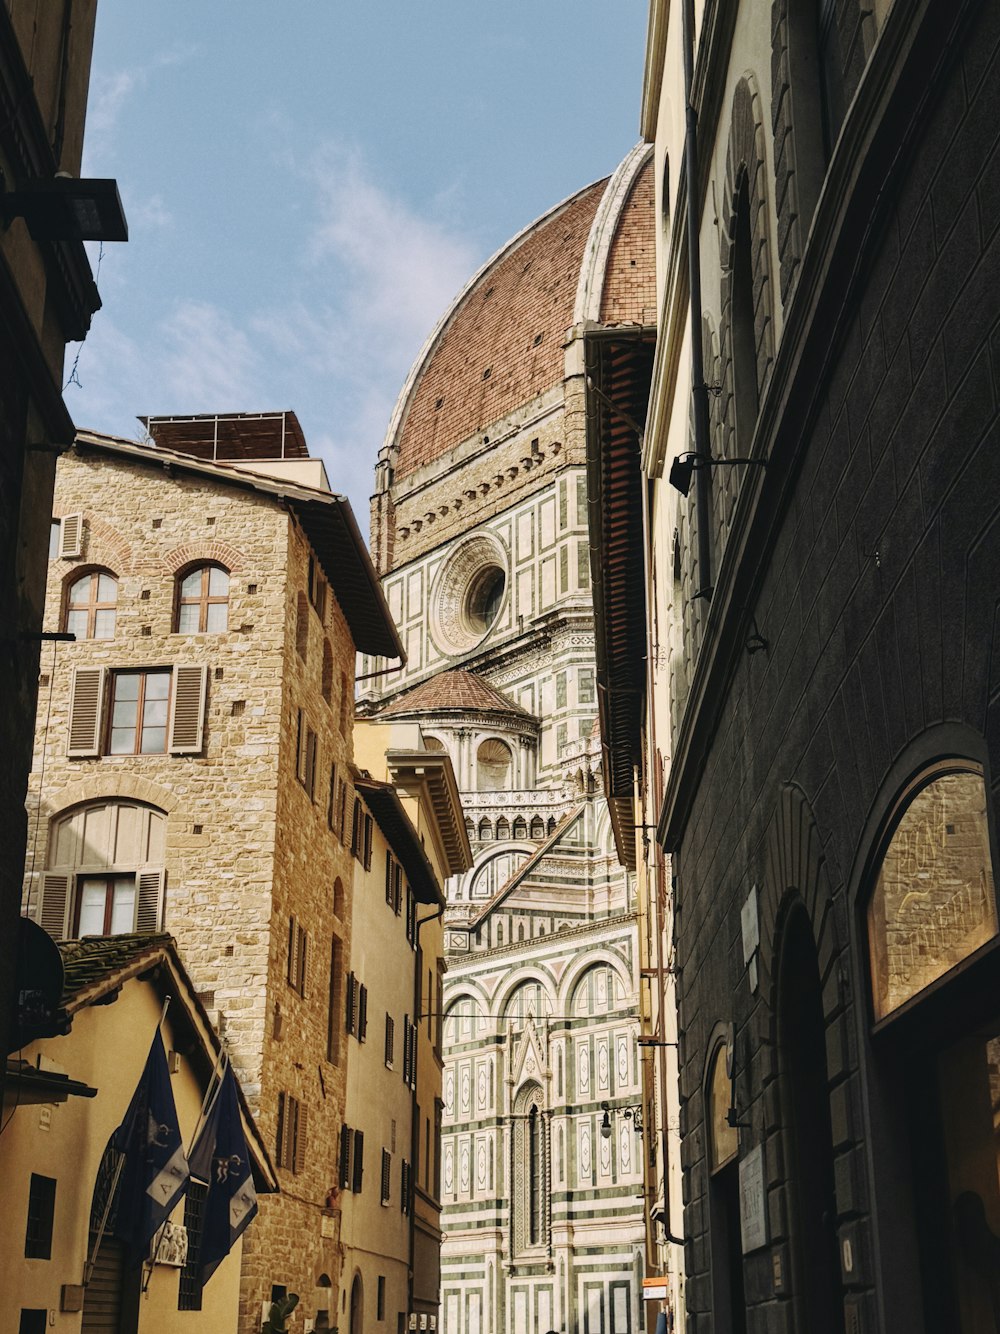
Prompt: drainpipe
<box><xmin>682</xmin><ymin>0</ymin><xmax>714</xmax><ymax>601</ymax></box>
<box><xmin>409</xmin><ymin>902</ymin><xmax>445</xmax><ymax>1323</ymax></box>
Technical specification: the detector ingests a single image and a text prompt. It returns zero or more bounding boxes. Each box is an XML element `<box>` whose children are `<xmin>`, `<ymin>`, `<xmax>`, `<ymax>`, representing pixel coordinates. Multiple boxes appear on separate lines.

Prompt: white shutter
<box><xmin>58</xmin><ymin>513</ymin><xmax>83</xmax><ymax>559</ymax></box>
<box><xmin>168</xmin><ymin>665</ymin><xmax>208</xmax><ymax>754</ymax></box>
<box><xmin>38</xmin><ymin>873</ymin><xmax>70</xmax><ymax>939</ymax></box>
<box><xmin>135</xmin><ymin>870</ymin><xmax>166</xmax><ymax>933</ymax></box>
<box><xmin>67</xmin><ymin>667</ymin><xmax>106</xmax><ymax>757</ymax></box>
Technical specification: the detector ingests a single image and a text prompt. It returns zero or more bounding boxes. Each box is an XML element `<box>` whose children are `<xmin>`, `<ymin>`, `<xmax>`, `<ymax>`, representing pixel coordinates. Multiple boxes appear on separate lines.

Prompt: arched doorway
<box><xmin>777</xmin><ymin>903</ymin><xmax>844</xmax><ymax>1333</ymax></box>
<box><xmin>349</xmin><ymin>1273</ymin><xmax>364</xmax><ymax>1334</ymax></box>
<box><xmin>81</xmin><ymin>1137</ymin><xmax>139</xmax><ymax>1333</ymax></box>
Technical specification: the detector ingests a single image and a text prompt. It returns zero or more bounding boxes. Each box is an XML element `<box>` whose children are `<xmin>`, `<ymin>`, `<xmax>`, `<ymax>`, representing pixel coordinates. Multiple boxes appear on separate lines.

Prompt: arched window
<box><xmin>339</xmin><ymin>673</ymin><xmax>351</xmax><ymax>734</ymax></box>
<box><xmin>513</xmin><ymin>816</ymin><xmax>527</xmax><ymax>839</ymax></box>
<box><xmin>176</xmin><ymin>564</ymin><xmax>229</xmax><ymax>633</ymax></box>
<box><xmin>423</xmin><ymin>735</ymin><xmax>446</xmax><ymax>754</ymax></box>
<box><xmin>731</xmin><ymin>172</ymin><xmax>759</xmax><ymax>452</ymax></box>
<box><xmin>530</xmin><ymin>816</ymin><xmax>545</xmax><ymax>841</ymax></box>
<box><xmin>37</xmin><ymin>800</ymin><xmax>167</xmax><ymax>939</ymax></box>
<box><xmin>321</xmin><ymin>640</ymin><xmax>334</xmax><ymax>704</ymax></box>
<box><xmin>496</xmin><ymin>817</ymin><xmax>510</xmax><ymax>840</ymax></box>
<box><xmin>65</xmin><ymin>569</ymin><xmax>117</xmax><ymax>640</ymax></box>
<box><xmin>333</xmin><ymin>877</ymin><xmax>345</xmax><ymax>918</ymax></box>
<box><xmin>477</xmin><ymin>738</ymin><xmax>512</xmax><ymax>792</ymax></box>
<box><xmin>478</xmin><ymin>818</ymin><xmax>493</xmax><ymax>842</ymax></box>
<box><xmin>705</xmin><ymin>1037</ymin><xmax>745</xmax><ymax>1328</ymax></box>
<box><xmin>867</xmin><ymin>762</ymin><xmax>998</xmax><ymax>1022</ymax></box>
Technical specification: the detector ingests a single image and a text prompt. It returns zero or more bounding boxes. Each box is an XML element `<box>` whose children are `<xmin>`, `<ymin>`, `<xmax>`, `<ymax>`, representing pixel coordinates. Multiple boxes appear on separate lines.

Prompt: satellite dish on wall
<box><xmin>9</xmin><ymin>917</ymin><xmax>68</xmax><ymax>1053</ymax></box>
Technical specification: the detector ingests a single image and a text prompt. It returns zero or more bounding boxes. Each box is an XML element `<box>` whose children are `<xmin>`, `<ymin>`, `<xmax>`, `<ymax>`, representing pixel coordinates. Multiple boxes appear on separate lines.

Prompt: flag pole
<box><xmin>84</xmin><ymin>999</ymin><xmax>174</xmax><ymax>1288</ymax></box>
<box><xmin>187</xmin><ymin>1045</ymin><xmax>228</xmax><ymax>1167</ymax></box>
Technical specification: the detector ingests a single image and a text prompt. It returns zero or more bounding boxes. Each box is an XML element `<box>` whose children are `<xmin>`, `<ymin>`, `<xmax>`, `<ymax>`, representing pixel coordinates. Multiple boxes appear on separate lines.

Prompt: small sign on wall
<box><xmin>739</xmin><ymin>1144</ymin><xmax>768</xmax><ymax>1253</ymax></box>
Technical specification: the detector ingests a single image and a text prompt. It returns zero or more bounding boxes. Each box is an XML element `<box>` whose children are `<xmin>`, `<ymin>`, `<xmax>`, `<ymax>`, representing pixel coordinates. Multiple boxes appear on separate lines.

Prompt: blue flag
<box><xmin>112</xmin><ymin>1028</ymin><xmax>190</xmax><ymax>1265</ymax></box>
<box><xmin>190</xmin><ymin>1060</ymin><xmax>258</xmax><ymax>1284</ymax></box>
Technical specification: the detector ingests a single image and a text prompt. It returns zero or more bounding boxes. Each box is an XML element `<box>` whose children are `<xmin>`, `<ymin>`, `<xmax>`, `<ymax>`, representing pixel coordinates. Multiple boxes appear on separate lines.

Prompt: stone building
<box><xmin>2</xmin><ymin>933</ymin><xmax>277</xmax><ymax>1333</ymax></box>
<box><xmin>22</xmin><ymin>414</ymin><xmax>403</xmax><ymax>1332</ymax></box>
<box><xmin>359</xmin><ymin>146</ymin><xmax>659</xmax><ymax>1334</ymax></box>
<box><xmin>620</xmin><ymin>1</ymin><xmax>1000</xmax><ymax>1331</ymax></box>
<box><xmin>0</xmin><ymin>0</ymin><xmax>124</xmax><ymax>1087</ymax></box>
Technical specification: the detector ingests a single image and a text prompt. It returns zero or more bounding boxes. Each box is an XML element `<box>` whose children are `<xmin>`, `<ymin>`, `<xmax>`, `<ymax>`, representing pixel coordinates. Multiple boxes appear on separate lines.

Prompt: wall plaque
<box><xmin>739</xmin><ymin>1144</ymin><xmax>768</xmax><ymax>1253</ymax></box>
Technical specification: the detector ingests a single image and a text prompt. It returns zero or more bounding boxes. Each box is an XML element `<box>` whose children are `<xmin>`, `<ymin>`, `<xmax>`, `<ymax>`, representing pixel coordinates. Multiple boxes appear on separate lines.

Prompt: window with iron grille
<box><xmin>24</xmin><ymin>1174</ymin><xmax>56</xmax><ymax>1259</ymax></box>
<box><xmin>380</xmin><ymin>1149</ymin><xmax>391</xmax><ymax>1205</ymax></box>
<box><xmin>384</xmin><ymin>1013</ymin><xmax>395</xmax><ymax>1068</ymax></box>
<box><xmin>352</xmin><ymin>1129</ymin><xmax>365</xmax><ymax>1194</ymax></box>
<box><xmin>339</xmin><ymin>1125</ymin><xmax>353</xmax><ymax>1190</ymax></box>
<box><xmin>385</xmin><ymin>850</ymin><xmax>394</xmax><ymax>906</ymax></box>
<box><xmin>178</xmin><ymin>1180</ymin><xmax>208</xmax><ymax>1310</ymax></box>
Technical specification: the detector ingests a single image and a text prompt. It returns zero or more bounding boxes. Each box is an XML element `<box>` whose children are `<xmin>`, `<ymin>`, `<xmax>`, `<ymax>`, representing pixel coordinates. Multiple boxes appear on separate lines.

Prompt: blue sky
<box><xmin>74</xmin><ymin>3</ymin><xmax>649</xmax><ymax>524</ymax></box>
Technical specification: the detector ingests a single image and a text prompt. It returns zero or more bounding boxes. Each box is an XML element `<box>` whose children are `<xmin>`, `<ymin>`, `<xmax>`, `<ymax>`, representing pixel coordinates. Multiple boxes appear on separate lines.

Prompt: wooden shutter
<box><xmin>67</xmin><ymin>667</ymin><xmax>105</xmax><ymax>757</ymax></box>
<box><xmin>339</xmin><ymin>1126</ymin><xmax>352</xmax><ymax>1188</ymax></box>
<box><xmin>352</xmin><ymin>1129</ymin><xmax>364</xmax><ymax>1193</ymax></box>
<box><xmin>293</xmin><ymin>1101</ymin><xmax>307</xmax><ymax>1175</ymax></box>
<box><xmin>168</xmin><ymin>665</ymin><xmax>208</xmax><ymax>754</ymax></box>
<box><xmin>358</xmin><ymin>984</ymin><xmax>368</xmax><ymax>1042</ymax></box>
<box><xmin>59</xmin><ymin>513</ymin><xmax>83</xmax><ymax>559</ymax></box>
<box><xmin>298</xmin><ymin>928</ymin><xmax>308</xmax><ymax>998</ymax></box>
<box><xmin>345</xmin><ymin>972</ymin><xmax>356</xmax><ymax>1034</ymax></box>
<box><xmin>403</xmin><ymin>1016</ymin><xmax>412</xmax><ymax>1086</ymax></box>
<box><xmin>276</xmin><ymin>1092</ymin><xmax>287</xmax><ymax>1167</ymax></box>
<box><xmin>135</xmin><ymin>870</ymin><xmax>165</xmax><ymax>933</ymax></box>
<box><xmin>385</xmin><ymin>1014</ymin><xmax>395</xmax><ymax>1067</ymax></box>
<box><xmin>381</xmin><ymin>1149</ymin><xmax>391</xmax><ymax>1203</ymax></box>
<box><xmin>287</xmin><ymin>917</ymin><xmax>296</xmax><ymax>985</ymax></box>
<box><xmin>38</xmin><ymin>873</ymin><xmax>70</xmax><ymax>939</ymax></box>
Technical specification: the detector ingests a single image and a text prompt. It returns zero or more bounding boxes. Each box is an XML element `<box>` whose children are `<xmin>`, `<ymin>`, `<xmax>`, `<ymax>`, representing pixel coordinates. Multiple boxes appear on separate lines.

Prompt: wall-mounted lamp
<box><xmin>600</xmin><ymin>1100</ymin><xmax>644</xmax><ymax>1138</ymax></box>
<box><xmin>668</xmin><ymin>451</ymin><xmax>768</xmax><ymax>497</ymax></box>
<box><xmin>1</xmin><ymin>173</ymin><xmax>128</xmax><ymax>243</ymax></box>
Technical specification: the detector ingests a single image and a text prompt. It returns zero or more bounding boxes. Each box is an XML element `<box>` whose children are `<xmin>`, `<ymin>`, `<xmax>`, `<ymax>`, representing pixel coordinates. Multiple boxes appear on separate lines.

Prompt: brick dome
<box><xmin>383</xmin><ymin>145</ymin><xmax>655</xmax><ymax>481</ymax></box>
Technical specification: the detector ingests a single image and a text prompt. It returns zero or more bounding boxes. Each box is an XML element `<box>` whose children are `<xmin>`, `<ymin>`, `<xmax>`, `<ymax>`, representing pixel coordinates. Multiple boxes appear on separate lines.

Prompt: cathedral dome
<box><xmin>382</xmin><ymin>144</ymin><xmax>655</xmax><ymax>482</ymax></box>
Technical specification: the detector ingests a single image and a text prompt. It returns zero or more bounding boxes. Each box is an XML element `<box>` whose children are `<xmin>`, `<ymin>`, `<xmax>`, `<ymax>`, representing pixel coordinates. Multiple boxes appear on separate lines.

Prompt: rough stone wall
<box><xmin>25</xmin><ymin>448</ymin><xmax>358</xmax><ymax>1332</ymax></box>
<box><xmin>676</xmin><ymin>7</ymin><xmax>1000</xmax><ymax>1329</ymax></box>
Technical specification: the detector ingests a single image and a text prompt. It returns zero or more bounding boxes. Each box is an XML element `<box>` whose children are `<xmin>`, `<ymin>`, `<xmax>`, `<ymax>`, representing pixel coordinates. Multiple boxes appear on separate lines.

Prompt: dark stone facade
<box><xmin>665</xmin><ymin>2</ymin><xmax>1000</xmax><ymax>1330</ymax></box>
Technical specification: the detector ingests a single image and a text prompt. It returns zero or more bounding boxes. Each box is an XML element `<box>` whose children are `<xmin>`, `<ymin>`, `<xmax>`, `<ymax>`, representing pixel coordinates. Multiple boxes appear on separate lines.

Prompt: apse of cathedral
<box><xmin>359</xmin><ymin>144</ymin><xmax>656</xmax><ymax>1334</ymax></box>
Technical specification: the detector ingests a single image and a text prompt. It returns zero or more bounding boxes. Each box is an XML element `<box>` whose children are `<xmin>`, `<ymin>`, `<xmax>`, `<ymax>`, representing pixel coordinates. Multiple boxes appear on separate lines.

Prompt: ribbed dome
<box><xmin>378</xmin><ymin>668</ymin><xmax>532</xmax><ymax>720</ymax></box>
<box><xmin>384</xmin><ymin>146</ymin><xmax>656</xmax><ymax>481</ymax></box>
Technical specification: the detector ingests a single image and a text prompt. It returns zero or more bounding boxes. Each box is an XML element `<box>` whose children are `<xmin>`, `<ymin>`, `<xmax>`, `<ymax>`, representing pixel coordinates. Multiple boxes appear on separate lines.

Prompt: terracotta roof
<box><xmin>391</xmin><ymin>180</ymin><xmax>607</xmax><ymax>478</ymax></box>
<box><xmin>385</xmin><ymin>146</ymin><xmax>656</xmax><ymax>482</ymax></box>
<box><xmin>378</xmin><ymin>668</ymin><xmax>532</xmax><ymax>720</ymax></box>
<box><xmin>60</xmin><ymin>933</ymin><xmax>173</xmax><ymax>1006</ymax></box>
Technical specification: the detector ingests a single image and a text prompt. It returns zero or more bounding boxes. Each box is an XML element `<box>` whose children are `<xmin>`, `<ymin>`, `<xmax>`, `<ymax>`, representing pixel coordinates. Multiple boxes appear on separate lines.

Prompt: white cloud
<box><xmin>83</xmin><ymin>45</ymin><xmax>200</xmax><ymax>169</ymax></box>
<box><xmin>159</xmin><ymin>302</ymin><xmax>262</xmax><ymax>408</ymax></box>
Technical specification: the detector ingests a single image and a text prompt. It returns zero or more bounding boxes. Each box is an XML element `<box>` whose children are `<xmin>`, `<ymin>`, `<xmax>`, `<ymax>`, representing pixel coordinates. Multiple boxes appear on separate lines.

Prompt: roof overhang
<box><xmin>585</xmin><ymin>324</ymin><xmax>656</xmax><ymax>872</ymax></box>
<box><xmin>354</xmin><ymin>776</ymin><xmax>445</xmax><ymax>906</ymax></box>
<box><xmin>4</xmin><ymin>1059</ymin><xmax>97</xmax><ymax>1105</ymax></box>
<box><xmin>71</xmin><ymin>431</ymin><xmax>404</xmax><ymax>662</ymax></box>
<box><xmin>385</xmin><ymin>750</ymin><xmax>473</xmax><ymax>877</ymax></box>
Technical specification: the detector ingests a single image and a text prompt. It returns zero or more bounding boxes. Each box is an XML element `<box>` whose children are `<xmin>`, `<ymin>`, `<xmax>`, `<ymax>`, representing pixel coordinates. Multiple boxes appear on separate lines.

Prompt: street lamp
<box><xmin>1</xmin><ymin>173</ymin><xmax>128</xmax><ymax>242</ymax></box>
<box><xmin>600</xmin><ymin>1101</ymin><xmax>644</xmax><ymax>1138</ymax></box>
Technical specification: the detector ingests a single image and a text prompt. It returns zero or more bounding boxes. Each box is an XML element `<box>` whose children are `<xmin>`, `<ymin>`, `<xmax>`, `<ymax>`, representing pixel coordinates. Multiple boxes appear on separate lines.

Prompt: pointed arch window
<box><xmin>65</xmin><ymin>570</ymin><xmax>117</xmax><ymax>640</ymax></box>
<box><xmin>512</xmin><ymin>1083</ymin><xmax>548</xmax><ymax>1255</ymax></box>
<box><xmin>176</xmin><ymin>564</ymin><xmax>229</xmax><ymax>633</ymax></box>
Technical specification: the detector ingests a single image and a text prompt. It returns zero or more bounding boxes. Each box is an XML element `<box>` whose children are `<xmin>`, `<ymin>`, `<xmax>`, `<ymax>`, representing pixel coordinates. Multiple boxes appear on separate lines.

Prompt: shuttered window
<box><xmin>345</xmin><ymin>972</ymin><xmax>357</xmax><ymax>1035</ymax></box>
<box><xmin>339</xmin><ymin>1126</ymin><xmax>353</xmax><ymax>1189</ymax></box>
<box><xmin>276</xmin><ymin>1093</ymin><xmax>305</xmax><ymax>1173</ymax></box>
<box><xmin>38</xmin><ymin>873</ymin><xmax>70</xmax><ymax>939</ymax></box>
<box><xmin>352</xmin><ymin>1129</ymin><xmax>364</xmax><ymax>1194</ymax></box>
<box><xmin>24</xmin><ymin>1174</ymin><xmax>56</xmax><ymax>1258</ymax></box>
<box><xmin>401</xmin><ymin>1159</ymin><xmax>412</xmax><ymax>1215</ymax></box>
<box><xmin>59</xmin><ymin>513</ymin><xmax>83</xmax><ymax>559</ymax></box>
<box><xmin>357</xmin><ymin>983</ymin><xmax>368</xmax><ymax>1043</ymax></box>
<box><xmin>327</xmin><ymin>936</ymin><xmax>343</xmax><ymax>1064</ymax></box>
<box><xmin>287</xmin><ymin>918</ymin><xmax>307</xmax><ymax>996</ymax></box>
<box><xmin>67</xmin><ymin>665</ymin><xmax>207</xmax><ymax>758</ymax></box>
<box><xmin>384</xmin><ymin>1014</ymin><xmax>395</xmax><ymax>1068</ymax></box>
<box><xmin>380</xmin><ymin>1149</ymin><xmax>391</xmax><ymax>1205</ymax></box>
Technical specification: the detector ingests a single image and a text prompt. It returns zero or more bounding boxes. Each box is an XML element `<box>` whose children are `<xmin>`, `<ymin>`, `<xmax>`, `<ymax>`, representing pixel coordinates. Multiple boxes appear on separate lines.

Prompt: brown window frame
<box><xmin>107</xmin><ymin>669</ymin><xmax>172</xmax><ymax>755</ymax></box>
<box><xmin>64</xmin><ymin>568</ymin><xmax>117</xmax><ymax>640</ymax></box>
<box><xmin>175</xmin><ymin>563</ymin><xmax>230</xmax><ymax>635</ymax></box>
<box><xmin>73</xmin><ymin>873</ymin><xmax>137</xmax><ymax>937</ymax></box>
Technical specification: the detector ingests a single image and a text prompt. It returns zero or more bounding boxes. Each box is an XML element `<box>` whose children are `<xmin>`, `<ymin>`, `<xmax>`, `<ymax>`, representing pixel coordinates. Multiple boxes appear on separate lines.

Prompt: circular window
<box><xmin>429</xmin><ymin>534</ymin><xmax>509</xmax><ymax>654</ymax></box>
<box><xmin>467</xmin><ymin>566</ymin><xmax>505</xmax><ymax>635</ymax></box>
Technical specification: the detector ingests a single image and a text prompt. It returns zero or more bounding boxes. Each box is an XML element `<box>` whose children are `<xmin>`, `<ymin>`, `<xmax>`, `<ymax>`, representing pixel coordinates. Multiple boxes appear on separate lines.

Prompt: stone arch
<box><xmin>718</xmin><ymin>74</ymin><xmax>775</xmax><ymax>477</ymax></box>
<box><xmin>60</xmin><ymin>512</ymin><xmax>132</xmax><ymax>575</ymax></box>
<box><xmin>45</xmin><ymin>773</ymin><xmax>181</xmax><ymax>818</ymax></box>
<box><xmin>494</xmin><ymin>968</ymin><xmax>556</xmax><ymax>1022</ymax></box>
<box><xmin>160</xmin><ymin>539</ymin><xmax>245</xmax><ymax>575</ymax></box>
